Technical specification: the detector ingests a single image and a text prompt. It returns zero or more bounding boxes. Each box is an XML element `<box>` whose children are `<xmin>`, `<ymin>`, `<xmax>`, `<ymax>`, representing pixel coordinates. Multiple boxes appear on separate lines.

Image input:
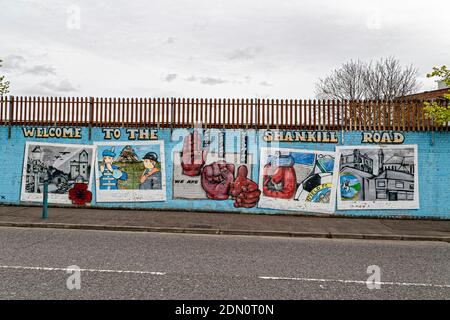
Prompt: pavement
<box><xmin>0</xmin><ymin>205</ymin><xmax>449</xmax><ymax>242</ymax></box>
<box><xmin>0</xmin><ymin>227</ymin><xmax>449</xmax><ymax>299</ymax></box>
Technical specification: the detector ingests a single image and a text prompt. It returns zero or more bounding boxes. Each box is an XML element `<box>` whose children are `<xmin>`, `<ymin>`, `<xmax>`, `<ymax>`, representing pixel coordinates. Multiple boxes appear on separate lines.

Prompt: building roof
<box><xmin>376</xmin><ymin>170</ymin><xmax>414</xmax><ymax>182</ymax></box>
<box><xmin>400</xmin><ymin>88</ymin><xmax>449</xmax><ymax>100</ymax></box>
<box><xmin>384</xmin><ymin>155</ymin><xmax>414</xmax><ymax>165</ymax></box>
<box><xmin>340</xmin><ymin>166</ymin><xmax>374</xmax><ymax>179</ymax></box>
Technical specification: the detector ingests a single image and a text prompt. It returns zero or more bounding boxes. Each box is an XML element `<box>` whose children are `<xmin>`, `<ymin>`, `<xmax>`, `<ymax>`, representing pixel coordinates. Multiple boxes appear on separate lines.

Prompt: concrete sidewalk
<box><xmin>0</xmin><ymin>205</ymin><xmax>449</xmax><ymax>242</ymax></box>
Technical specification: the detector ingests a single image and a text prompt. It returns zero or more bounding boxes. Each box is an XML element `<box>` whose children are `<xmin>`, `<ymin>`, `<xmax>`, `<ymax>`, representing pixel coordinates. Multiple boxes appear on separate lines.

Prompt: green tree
<box><xmin>0</xmin><ymin>59</ymin><xmax>10</xmax><ymax>97</ymax></box>
<box><xmin>424</xmin><ymin>66</ymin><xmax>450</xmax><ymax>125</ymax></box>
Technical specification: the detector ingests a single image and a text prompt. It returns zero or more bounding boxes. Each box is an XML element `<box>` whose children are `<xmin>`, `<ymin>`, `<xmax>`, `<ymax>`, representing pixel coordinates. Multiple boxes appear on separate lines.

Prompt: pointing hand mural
<box><xmin>173</xmin><ymin>130</ymin><xmax>261</xmax><ymax>208</ymax></box>
<box><xmin>181</xmin><ymin>130</ymin><xmax>207</xmax><ymax>177</ymax></box>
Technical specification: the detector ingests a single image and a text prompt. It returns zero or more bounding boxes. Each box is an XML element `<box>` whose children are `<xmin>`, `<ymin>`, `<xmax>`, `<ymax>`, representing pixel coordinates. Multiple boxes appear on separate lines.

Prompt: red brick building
<box><xmin>402</xmin><ymin>88</ymin><xmax>449</xmax><ymax>101</ymax></box>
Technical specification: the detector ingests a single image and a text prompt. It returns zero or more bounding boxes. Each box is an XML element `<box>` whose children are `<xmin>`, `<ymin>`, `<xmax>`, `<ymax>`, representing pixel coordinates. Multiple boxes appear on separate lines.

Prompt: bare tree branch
<box><xmin>315</xmin><ymin>57</ymin><xmax>420</xmax><ymax>101</ymax></box>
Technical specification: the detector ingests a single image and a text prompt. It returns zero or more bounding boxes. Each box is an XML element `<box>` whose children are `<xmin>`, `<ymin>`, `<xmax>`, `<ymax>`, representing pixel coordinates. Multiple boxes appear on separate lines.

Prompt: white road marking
<box><xmin>1</xmin><ymin>265</ymin><xmax>447</xmax><ymax>289</ymax></box>
<box><xmin>259</xmin><ymin>276</ymin><xmax>450</xmax><ymax>289</ymax></box>
<box><xmin>0</xmin><ymin>265</ymin><xmax>166</xmax><ymax>275</ymax></box>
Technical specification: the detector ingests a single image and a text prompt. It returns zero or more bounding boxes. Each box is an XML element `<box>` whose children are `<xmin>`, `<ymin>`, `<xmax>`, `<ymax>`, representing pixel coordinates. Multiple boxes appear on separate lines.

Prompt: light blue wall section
<box><xmin>1</xmin><ymin>126</ymin><xmax>449</xmax><ymax>219</ymax></box>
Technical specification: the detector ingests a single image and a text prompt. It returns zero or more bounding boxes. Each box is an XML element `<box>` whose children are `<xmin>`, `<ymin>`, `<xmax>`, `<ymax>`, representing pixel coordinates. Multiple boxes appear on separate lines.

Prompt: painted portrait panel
<box><xmin>336</xmin><ymin>145</ymin><xmax>419</xmax><ymax>210</ymax></box>
<box><xmin>94</xmin><ymin>141</ymin><xmax>166</xmax><ymax>202</ymax></box>
<box><xmin>258</xmin><ymin>147</ymin><xmax>339</xmax><ymax>213</ymax></box>
<box><xmin>20</xmin><ymin>142</ymin><xmax>95</xmax><ymax>204</ymax></box>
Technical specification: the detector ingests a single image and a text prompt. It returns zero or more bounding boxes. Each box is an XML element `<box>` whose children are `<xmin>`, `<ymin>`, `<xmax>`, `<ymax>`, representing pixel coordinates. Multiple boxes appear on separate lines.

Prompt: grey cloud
<box><xmin>164</xmin><ymin>37</ymin><xmax>175</xmax><ymax>44</ymax></box>
<box><xmin>164</xmin><ymin>73</ymin><xmax>178</xmax><ymax>82</ymax></box>
<box><xmin>184</xmin><ymin>76</ymin><xmax>227</xmax><ymax>85</ymax></box>
<box><xmin>39</xmin><ymin>79</ymin><xmax>77</xmax><ymax>93</ymax></box>
<box><xmin>227</xmin><ymin>47</ymin><xmax>262</xmax><ymax>61</ymax></box>
<box><xmin>260</xmin><ymin>81</ymin><xmax>273</xmax><ymax>87</ymax></box>
<box><xmin>24</xmin><ymin>65</ymin><xmax>56</xmax><ymax>76</ymax></box>
<box><xmin>200</xmin><ymin>77</ymin><xmax>227</xmax><ymax>85</ymax></box>
<box><xmin>185</xmin><ymin>76</ymin><xmax>197</xmax><ymax>82</ymax></box>
<box><xmin>2</xmin><ymin>55</ymin><xmax>26</xmax><ymax>71</ymax></box>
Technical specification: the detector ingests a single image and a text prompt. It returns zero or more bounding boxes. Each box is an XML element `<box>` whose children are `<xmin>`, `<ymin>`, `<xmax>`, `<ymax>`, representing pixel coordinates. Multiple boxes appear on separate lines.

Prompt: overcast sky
<box><xmin>1</xmin><ymin>0</ymin><xmax>448</xmax><ymax>98</ymax></box>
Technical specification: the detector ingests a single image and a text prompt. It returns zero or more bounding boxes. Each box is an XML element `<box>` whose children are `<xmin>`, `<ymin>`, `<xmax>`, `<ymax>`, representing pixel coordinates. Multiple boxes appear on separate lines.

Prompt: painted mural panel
<box><xmin>20</xmin><ymin>142</ymin><xmax>95</xmax><ymax>204</ymax></box>
<box><xmin>336</xmin><ymin>145</ymin><xmax>419</xmax><ymax>209</ymax></box>
<box><xmin>172</xmin><ymin>130</ymin><xmax>260</xmax><ymax>208</ymax></box>
<box><xmin>94</xmin><ymin>141</ymin><xmax>166</xmax><ymax>202</ymax></box>
<box><xmin>257</xmin><ymin>147</ymin><xmax>338</xmax><ymax>213</ymax></box>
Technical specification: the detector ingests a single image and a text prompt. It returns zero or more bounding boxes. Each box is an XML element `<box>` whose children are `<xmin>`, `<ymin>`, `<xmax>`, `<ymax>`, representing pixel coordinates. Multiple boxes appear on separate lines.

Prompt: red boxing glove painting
<box><xmin>263</xmin><ymin>154</ymin><xmax>297</xmax><ymax>199</ymax></box>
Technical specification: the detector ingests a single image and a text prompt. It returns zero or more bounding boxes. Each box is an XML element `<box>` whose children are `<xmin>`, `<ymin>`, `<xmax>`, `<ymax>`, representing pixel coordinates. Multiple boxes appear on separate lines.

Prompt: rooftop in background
<box><xmin>402</xmin><ymin>88</ymin><xmax>449</xmax><ymax>101</ymax></box>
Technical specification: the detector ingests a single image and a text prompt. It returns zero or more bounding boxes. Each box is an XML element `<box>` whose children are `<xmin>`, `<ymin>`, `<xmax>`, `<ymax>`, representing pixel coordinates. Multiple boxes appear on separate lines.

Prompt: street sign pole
<box><xmin>42</xmin><ymin>179</ymin><xmax>48</xmax><ymax>219</ymax></box>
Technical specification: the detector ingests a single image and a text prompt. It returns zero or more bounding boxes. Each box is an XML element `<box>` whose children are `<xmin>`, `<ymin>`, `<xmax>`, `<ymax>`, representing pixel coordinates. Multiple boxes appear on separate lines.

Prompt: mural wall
<box><xmin>2</xmin><ymin>126</ymin><xmax>449</xmax><ymax>218</ymax></box>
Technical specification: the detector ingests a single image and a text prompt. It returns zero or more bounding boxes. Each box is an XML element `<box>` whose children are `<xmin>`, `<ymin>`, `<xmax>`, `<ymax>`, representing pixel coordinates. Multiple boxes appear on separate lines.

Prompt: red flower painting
<box><xmin>68</xmin><ymin>183</ymin><xmax>92</xmax><ymax>205</ymax></box>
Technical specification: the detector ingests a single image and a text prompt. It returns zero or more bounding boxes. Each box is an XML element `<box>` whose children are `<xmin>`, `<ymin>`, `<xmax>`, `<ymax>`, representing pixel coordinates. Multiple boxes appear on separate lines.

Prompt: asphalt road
<box><xmin>0</xmin><ymin>226</ymin><xmax>449</xmax><ymax>299</ymax></box>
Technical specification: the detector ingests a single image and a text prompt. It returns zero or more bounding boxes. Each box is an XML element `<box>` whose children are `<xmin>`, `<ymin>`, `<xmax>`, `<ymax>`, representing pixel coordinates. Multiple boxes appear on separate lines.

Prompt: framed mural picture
<box><xmin>171</xmin><ymin>129</ymin><xmax>260</xmax><ymax>208</ymax></box>
<box><xmin>20</xmin><ymin>142</ymin><xmax>96</xmax><ymax>204</ymax></box>
<box><xmin>94</xmin><ymin>141</ymin><xmax>166</xmax><ymax>202</ymax></box>
<box><xmin>336</xmin><ymin>145</ymin><xmax>419</xmax><ymax>210</ymax></box>
<box><xmin>257</xmin><ymin>147</ymin><xmax>339</xmax><ymax>213</ymax></box>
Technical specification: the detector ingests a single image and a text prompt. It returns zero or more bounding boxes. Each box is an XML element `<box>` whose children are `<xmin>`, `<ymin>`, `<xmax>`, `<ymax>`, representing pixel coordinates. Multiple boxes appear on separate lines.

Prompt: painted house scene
<box><xmin>23</xmin><ymin>143</ymin><xmax>93</xmax><ymax>195</ymax></box>
<box><xmin>339</xmin><ymin>147</ymin><xmax>416</xmax><ymax>203</ymax></box>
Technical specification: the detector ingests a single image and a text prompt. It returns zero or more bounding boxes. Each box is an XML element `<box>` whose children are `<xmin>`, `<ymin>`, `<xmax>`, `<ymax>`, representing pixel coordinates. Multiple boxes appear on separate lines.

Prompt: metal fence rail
<box><xmin>0</xmin><ymin>96</ymin><xmax>448</xmax><ymax>131</ymax></box>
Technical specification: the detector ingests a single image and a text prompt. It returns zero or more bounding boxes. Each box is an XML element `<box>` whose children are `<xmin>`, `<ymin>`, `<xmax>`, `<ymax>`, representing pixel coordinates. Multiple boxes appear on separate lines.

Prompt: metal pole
<box><xmin>42</xmin><ymin>178</ymin><xmax>48</xmax><ymax>219</ymax></box>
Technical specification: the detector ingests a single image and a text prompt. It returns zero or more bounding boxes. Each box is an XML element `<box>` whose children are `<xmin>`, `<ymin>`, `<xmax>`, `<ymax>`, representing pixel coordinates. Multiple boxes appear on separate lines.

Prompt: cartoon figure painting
<box><xmin>95</xmin><ymin>141</ymin><xmax>166</xmax><ymax>202</ymax></box>
<box><xmin>99</xmin><ymin>147</ymin><xmax>128</xmax><ymax>190</ymax></box>
<box><xmin>139</xmin><ymin>152</ymin><xmax>162</xmax><ymax>190</ymax></box>
<box><xmin>258</xmin><ymin>147</ymin><xmax>338</xmax><ymax>213</ymax></box>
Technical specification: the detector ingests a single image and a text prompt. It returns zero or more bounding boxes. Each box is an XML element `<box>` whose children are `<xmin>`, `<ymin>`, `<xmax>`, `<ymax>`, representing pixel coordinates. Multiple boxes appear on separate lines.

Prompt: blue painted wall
<box><xmin>1</xmin><ymin>126</ymin><xmax>449</xmax><ymax>219</ymax></box>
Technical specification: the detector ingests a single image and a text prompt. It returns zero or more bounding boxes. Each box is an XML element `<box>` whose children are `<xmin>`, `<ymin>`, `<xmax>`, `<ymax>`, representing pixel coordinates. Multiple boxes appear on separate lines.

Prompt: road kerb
<box><xmin>0</xmin><ymin>221</ymin><xmax>448</xmax><ymax>243</ymax></box>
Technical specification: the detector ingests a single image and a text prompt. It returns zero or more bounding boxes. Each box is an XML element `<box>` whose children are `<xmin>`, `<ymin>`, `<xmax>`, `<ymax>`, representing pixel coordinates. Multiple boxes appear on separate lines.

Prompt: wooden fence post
<box><xmin>88</xmin><ymin>96</ymin><xmax>94</xmax><ymax>140</ymax></box>
<box><xmin>8</xmin><ymin>95</ymin><xmax>14</xmax><ymax>139</ymax></box>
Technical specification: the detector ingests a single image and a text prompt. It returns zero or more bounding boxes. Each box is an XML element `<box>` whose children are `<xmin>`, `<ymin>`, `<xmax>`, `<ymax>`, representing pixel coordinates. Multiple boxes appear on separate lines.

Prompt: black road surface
<box><xmin>0</xmin><ymin>227</ymin><xmax>449</xmax><ymax>299</ymax></box>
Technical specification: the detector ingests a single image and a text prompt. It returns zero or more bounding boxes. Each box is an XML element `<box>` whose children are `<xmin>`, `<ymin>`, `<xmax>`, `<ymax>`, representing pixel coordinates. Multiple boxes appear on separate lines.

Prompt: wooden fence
<box><xmin>0</xmin><ymin>96</ymin><xmax>448</xmax><ymax>131</ymax></box>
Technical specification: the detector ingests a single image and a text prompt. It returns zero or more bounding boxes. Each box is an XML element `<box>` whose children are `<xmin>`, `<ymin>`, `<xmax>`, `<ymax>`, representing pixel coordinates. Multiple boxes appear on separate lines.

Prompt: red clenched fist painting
<box><xmin>68</xmin><ymin>183</ymin><xmax>92</xmax><ymax>205</ymax></box>
<box><xmin>230</xmin><ymin>165</ymin><xmax>261</xmax><ymax>208</ymax></box>
<box><xmin>181</xmin><ymin>130</ymin><xmax>207</xmax><ymax>176</ymax></box>
<box><xmin>201</xmin><ymin>161</ymin><xmax>235</xmax><ymax>200</ymax></box>
<box><xmin>263</xmin><ymin>155</ymin><xmax>297</xmax><ymax>199</ymax></box>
